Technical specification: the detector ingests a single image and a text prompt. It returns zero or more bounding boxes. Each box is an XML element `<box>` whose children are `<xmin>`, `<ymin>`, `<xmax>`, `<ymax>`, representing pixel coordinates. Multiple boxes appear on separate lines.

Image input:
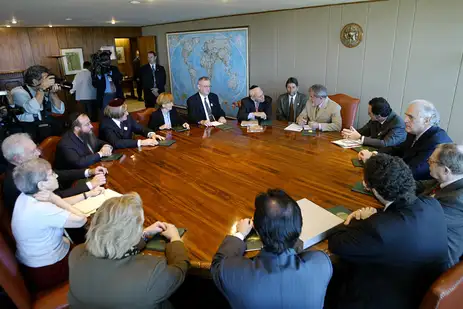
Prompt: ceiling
<box><xmin>1</xmin><ymin>0</ymin><xmax>374</xmax><ymax>27</ymax></box>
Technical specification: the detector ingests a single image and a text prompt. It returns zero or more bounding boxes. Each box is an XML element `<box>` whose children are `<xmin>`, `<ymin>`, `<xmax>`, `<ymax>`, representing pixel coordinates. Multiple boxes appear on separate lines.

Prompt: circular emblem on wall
<box><xmin>340</xmin><ymin>23</ymin><xmax>363</xmax><ymax>48</ymax></box>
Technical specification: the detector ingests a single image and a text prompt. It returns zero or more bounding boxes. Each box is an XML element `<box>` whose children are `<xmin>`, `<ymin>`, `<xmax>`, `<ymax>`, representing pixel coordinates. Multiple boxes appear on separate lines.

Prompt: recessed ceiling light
<box><xmin>48</xmin><ymin>24</ymin><xmax>53</xmax><ymax>28</ymax></box>
<box><xmin>11</xmin><ymin>17</ymin><xmax>17</xmax><ymax>24</ymax></box>
<box><xmin>65</xmin><ymin>18</ymin><xmax>72</xmax><ymax>21</ymax></box>
<box><xmin>6</xmin><ymin>25</ymin><xmax>11</xmax><ymax>28</ymax></box>
<box><xmin>130</xmin><ymin>0</ymin><xmax>141</xmax><ymax>4</ymax></box>
<box><xmin>111</xmin><ymin>18</ymin><xmax>116</xmax><ymax>24</ymax></box>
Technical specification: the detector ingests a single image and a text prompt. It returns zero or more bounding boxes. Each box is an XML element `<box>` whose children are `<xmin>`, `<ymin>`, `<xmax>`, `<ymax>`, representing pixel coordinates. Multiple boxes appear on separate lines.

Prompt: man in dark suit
<box><xmin>359</xmin><ymin>100</ymin><xmax>452</xmax><ymax>180</ymax></box>
<box><xmin>276</xmin><ymin>77</ymin><xmax>308</xmax><ymax>122</ymax></box>
<box><xmin>328</xmin><ymin>154</ymin><xmax>448</xmax><ymax>309</ymax></box>
<box><xmin>55</xmin><ymin>113</ymin><xmax>113</xmax><ymax>170</ymax></box>
<box><xmin>99</xmin><ymin>98</ymin><xmax>164</xmax><ymax>149</ymax></box>
<box><xmin>417</xmin><ymin>143</ymin><xmax>463</xmax><ymax>267</ymax></box>
<box><xmin>187</xmin><ymin>76</ymin><xmax>226</xmax><ymax>126</ymax></box>
<box><xmin>211</xmin><ymin>189</ymin><xmax>332</xmax><ymax>309</ymax></box>
<box><xmin>91</xmin><ymin>50</ymin><xmax>123</xmax><ymax>111</ymax></box>
<box><xmin>132</xmin><ymin>50</ymin><xmax>143</xmax><ymax>101</ymax></box>
<box><xmin>237</xmin><ymin>85</ymin><xmax>272</xmax><ymax>122</ymax></box>
<box><xmin>342</xmin><ymin>97</ymin><xmax>406</xmax><ymax>148</ymax></box>
<box><xmin>1</xmin><ymin>133</ymin><xmax>107</xmax><ymax>216</ymax></box>
<box><xmin>140</xmin><ymin>51</ymin><xmax>166</xmax><ymax>108</ymax></box>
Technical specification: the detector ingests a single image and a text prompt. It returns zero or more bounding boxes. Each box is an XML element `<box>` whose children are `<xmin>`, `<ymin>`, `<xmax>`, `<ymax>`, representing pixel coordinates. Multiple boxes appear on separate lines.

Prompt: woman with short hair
<box><xmin>68</xmin><ymin>192</ymin><xmax>189</xmax><ymax>309</ymax></box>
<box><xmin>148</xmin><ymin>92</ymin><xmax>190</xmax><ymax>131</ymax></box>
<box><xmin>11</xmin><ymin>158</ymin><xmax>103</xmax><ymax>291</ymax></box>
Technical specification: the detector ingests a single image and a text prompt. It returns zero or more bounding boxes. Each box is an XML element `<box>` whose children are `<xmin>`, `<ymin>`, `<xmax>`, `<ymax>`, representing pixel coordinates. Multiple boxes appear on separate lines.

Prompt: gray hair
<box><xmin>436</xmin><ymin>144</ymin><xmax>463</xmax><ymax>175</ymax></box>
<box><xmin>309</xmin><ymin>84</ymin><xmax>328</xmax><ymax>98</ymax></box>
<box><xmin>13</xmin><ymin>158</ymin><xmax>51</xmax><ymax>195</ymax></box>
<box><xmin>86</xmin><ymin>193</ymin><xmax>144</xmax><ymax>259</ymax></box>
<box><xmin>410</xmin><ymin>99</ymin><xmax>440</xmax><ymax>126</ymax></box>
<box><xmin>1</xmin><ymin>133</ymin><xmax>33</xmax><ymax>164</ymax></box>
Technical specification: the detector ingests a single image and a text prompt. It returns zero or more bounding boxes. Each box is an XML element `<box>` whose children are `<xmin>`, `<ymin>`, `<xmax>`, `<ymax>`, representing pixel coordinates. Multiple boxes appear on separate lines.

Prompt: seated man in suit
<box><xmin>55</xmin><ymin>113</ymin><xmax>113</xmax><ymax>170</ymax></box>
<box><xmin>341</xmin><ymin>97</ymin><xmax>406</xmax><ymax>148</ymax></box>
<box><xmin>416</xmin><ymin>144</ymin><xmax>463</xmax><ymax>267</ymax></box>
<box><xmin>328</xmin><ymin>154</ymin><xmax>448</xmax><ymax>309</ymax></box>
<box><xmin>187</xmin><ymin>76</ymin><xmax>226</xmax><ymax>126</ymax></box>
<box><xmin>99</xmin><ymin>98</ymin><xmax>164</xmax><ymax>149</ymax></box>
<box><xmin>359</xmin><ymin>100</ymin><xmax>452</xmax><ymax>180</ymax></box>
<box><xmin>148</xmin><ymin>92</ymin><xmax>190</xmax><ymax>131</ymax></box>
<box><xmin>237</xmin><ymin>85</ymin><xmax>272</xmax><ymax>122</ymax></box>
<box><xmin>211</xmin><ymin>189</ymin><xmax>332</xmax><ymax>309</ymax></box>
<box><xmin>296</xmin><ymin>84</ymin><xmax>342</xmax><ymax>131</ymax></box>
<box><xmin>276</xmin><ymin>77</ymin><xmax>308</xmax><ymax>122</ymax></box>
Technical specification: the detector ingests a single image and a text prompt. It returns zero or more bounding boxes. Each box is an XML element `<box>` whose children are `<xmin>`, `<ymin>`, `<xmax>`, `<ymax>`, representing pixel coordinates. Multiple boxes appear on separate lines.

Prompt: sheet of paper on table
<box><xmin>73</xmin><ymin>189</ymin><xmax>122</xmax><ymax>217</ymax></box>
<box><xmin>297</xmin><ymin>198</ymin><xmax>344</xmax><ymax>249</ymax></box>
<box><xmin>331</xmin><ymin>139</ymin><xmax>362</xmax><ymax>148</ymax></box>
<box><xmin>284</xmin><ymin>123</ymin><xmax>303</xmax><ymax>132</ymax></box>
<box><xmin>209</xmin><ymin>121</ymin><xmax>224</xmax><ymax>127</ymax></box>
<box><xmin>241</xmin><ymin>120</ymin><xmax>259</xmax><ymax>127</ymax></box>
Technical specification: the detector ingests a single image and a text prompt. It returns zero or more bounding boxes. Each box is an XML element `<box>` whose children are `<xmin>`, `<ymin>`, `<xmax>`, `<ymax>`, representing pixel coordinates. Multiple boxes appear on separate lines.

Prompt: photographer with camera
<box><xmin>11</xmin><ymin>65</ymin><xmax>66</xmax><ymax>143</ymax></box>
<box><xmin>91</xmin><ymin>50</ymin><xmax>123</xmax><ymax>113</ymax></box>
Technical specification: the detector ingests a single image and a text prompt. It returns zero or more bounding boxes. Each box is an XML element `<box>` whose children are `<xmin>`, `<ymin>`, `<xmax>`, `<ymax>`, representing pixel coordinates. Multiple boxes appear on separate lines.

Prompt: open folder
<box><xmin>73</xmin><ymin>189</ymin><xmax>122</xmax><ymax>216</ymax></box>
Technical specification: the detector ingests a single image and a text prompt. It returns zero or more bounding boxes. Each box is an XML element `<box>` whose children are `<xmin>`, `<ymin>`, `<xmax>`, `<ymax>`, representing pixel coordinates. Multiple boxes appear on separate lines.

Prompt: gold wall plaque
<box><xmin>340</xmin><ymin>23</ymin><xmax>363</xmax><ymax>48</ymax></box>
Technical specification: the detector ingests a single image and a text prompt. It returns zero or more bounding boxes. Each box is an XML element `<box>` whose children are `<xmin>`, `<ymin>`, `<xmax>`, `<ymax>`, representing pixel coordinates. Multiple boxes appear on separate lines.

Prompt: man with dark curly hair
<box><xmin>327</xmin><ymin>154</ymin><xmax>448</xmax><ymax>309</ymax></box>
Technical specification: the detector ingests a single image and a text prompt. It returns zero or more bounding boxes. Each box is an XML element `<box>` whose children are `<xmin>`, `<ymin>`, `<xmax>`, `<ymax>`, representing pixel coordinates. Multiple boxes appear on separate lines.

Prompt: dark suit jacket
<box><xmin>99</xmin><ymin>115</ymin><xmax>153</xmax><ymax>149</ymax></box>
<box><xmin>140</xmin><ymin>64</ymin><xmax>166</xmax><ymax>107</ymax></box>
<box><xmin>55</xmin><ymin>131</ymin><xmax>106</xmax><ymax>170</ymax></box>
<box><xmin>379</xmin><ymin>126</ymin><xmax>452</xmax><ymax>180</ymax></box>
<box><xmin>211</xmin><ymin>236</ymin><xmax>332</xmax><ymax>309</ymax></box>
<box><xmin>357</xmin><ymin>111</ymin><xmax>407</xmax><ymax>148</ymax></box>
<box><xmin>328</xmin><ymin>197</ymin><xmax>448</xmax><ymax>309</ymax></box>
<box><xmin>148</xmin><ymin>107</ymin><xmax>184</xmax><ymax>131</ymax></box>
<box><xmin>187</xmin><ymin>93</ymin><xmax>225</xmax><ymax>124</ymax></box>
<box><xmin>68</xmin><ymin>241</ymin><xmax>189</xmax><ymax>309</ymax></box>
<box><xmin>417</xmin><ymin>179</ymin><xmax>463</xmax><ymax>267</ymax></box>
<box><xmin>91</xmin><ymin>66</ymin><xmax>123</xmax><ymax>107</ymax></box>
<box><xmin>276</xmin><ymin>92</ymin><xmax>308</xmax><ymax>121</ymax></box>
<box><xmin>3</xmin><ymin>163</ymin><xmax>90</xmax><ymax>216</ymax></box>
<box><xmin>237</xmin><ymin>96</ymin><xmax>272</xmax><ymax>121</ymax></box>
<box><xmin>133</xmin><ymin>57</ymin><xmax>141</xmax><ymax>79</ymax></box>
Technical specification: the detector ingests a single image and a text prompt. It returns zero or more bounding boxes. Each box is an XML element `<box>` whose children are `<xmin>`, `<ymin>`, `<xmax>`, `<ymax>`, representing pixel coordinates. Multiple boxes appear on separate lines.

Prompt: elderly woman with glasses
<box><xmin>68</xmin><ymin>192</ymin><xmax>189</xmax><ymax>309</ymax></box>
<box><xmin>148</xmin><ymin>92</ymin><xmax>190</xmax><ymax>131</ymax></box>
<box><xmin>99</xmin><ymin>98</ymin><xmax>165</xmax><ymax>149</ymax></box>
<box><xmin>11</xmin><ymin>158</ymin><xmax>103</xmax><ymax>291</ymax></box>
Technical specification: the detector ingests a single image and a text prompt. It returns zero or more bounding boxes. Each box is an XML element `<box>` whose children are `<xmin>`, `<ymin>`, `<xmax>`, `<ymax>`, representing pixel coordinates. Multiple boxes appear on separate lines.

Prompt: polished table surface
<box><xmin>100</xmin><ymin>120</ymin><xmax>380</xmax><ymax>269</ymax></box>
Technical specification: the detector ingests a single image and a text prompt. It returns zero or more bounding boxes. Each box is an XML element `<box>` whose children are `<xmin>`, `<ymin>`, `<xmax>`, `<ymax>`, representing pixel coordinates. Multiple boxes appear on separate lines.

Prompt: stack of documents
<box><xmin>284</xmin><ymin>123</ymin><xmax>303</xmax><ymax>132</ymax></box>
<box><xmin>241</xmin><ymin>120</ymin><xmax>259</xmax><ymax>127</ymax></box>
<box><xmin>332</xmin><ymin>139</ymin><xmax>362</xmax><ymax>148</ymax></box>
<box><xmin>73</xmin><ymin>189</ymin><xmax>122</xmax><ymax>216</ymax></box>
<box><xmin>209</xmin><ymin>121</ymin><xmax>225</xmax><ymax>127</ymax></box>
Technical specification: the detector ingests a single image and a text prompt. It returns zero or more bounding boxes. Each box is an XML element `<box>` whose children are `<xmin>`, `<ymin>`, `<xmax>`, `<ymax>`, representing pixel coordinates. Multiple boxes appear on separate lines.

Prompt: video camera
<box><xmin>91</xmin><ymin>50</ymin><xmax>112</xmax><ymax>76</ymax></box>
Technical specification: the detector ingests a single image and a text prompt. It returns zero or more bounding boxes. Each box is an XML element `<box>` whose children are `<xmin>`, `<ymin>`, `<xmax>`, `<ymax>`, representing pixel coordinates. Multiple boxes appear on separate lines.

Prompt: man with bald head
<box><xmin>359</xmin><ymin>100</ymin><xmax>452</xmax><ymax>180</ymax></box>
<box><xmin>237</xmin><ymin>85</ymin><xmax>272</xmax><ymax>122</ymax></box>
<box><xmin>417</xmin><ymin>143</ymin><xmax>463</xmax><ymax>266</ymax></box>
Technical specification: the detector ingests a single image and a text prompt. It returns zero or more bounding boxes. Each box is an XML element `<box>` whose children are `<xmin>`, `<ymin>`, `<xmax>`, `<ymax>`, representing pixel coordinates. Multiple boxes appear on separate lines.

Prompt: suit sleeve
<box><xmin>56</xmin><ymin>142</ymin><xmax>102</xmax><ymax>169</ymax></box>
<box><xmin>213</xmin><ymin>94</ymin><xmax>226</xmax><ymax>118</ymax></box>
<box><xmin>130</xmin><ymin>116</ymin><xmax>152</xmax><ymax>137</ymax></box>
<box><xmin>146</xmin><ymin>241</ymin><xmax>189</xmax><ymax>303</ymax></box>
<box><xmin>211</xmin><ymin>235</ymin><xmax>247</xmax><ymax>295</ymax></box>
<box><xmin>407</xmin><ymin>144</ymin><xmax>439</xmax><ymax>180</ymax></box>
<box><xmin>54</xmin><ymin>182</ymin><xmax>89</xmax><ymax>198</ymax></box>
<box><xmin>148</xmin><ymin>111</ymin><xmax>161</xmax><ymax>131</ymax></box>
<box><xmin>378</xmin><ymin>140</ymin><xmax>406</xmax><ymax>157</ymax></box>
<box><xmin>264</xmin><ymin>101</ymin><xmax>272</xmax><ymax>119</ymax></box>
<box><xmin>320</xmin><ymin>105</ymin><xmax>342</xmax><ymax>132</ymax></box>
<box><xmin>54</xmin><ymin>169</ymin><xmax>85</xmax><ymax>183</ymax></box>
<box><xmin>357</xmin><ymin>121</ymin><xmax>372</xmax><ymax>137</ymax></box>
<box><xmin>187</xmin><ymin>97</ymin><xmax>201</xmax><ymax>124</ymax></box>
<box><xmin>296</xmin><ymin>105</ymin><xmax>309</xmax><ymax>123</ymax></box>
<box><xmin>170</xmin><ymin>108</ymin><xmax>183</xmax><ymax>127</ymax></box>
<box><xmin>101</xmin><ymin>127</ymin><xmax>138</xmax><ymax>149</ymax></box>
<box><xmin>237</xmin><ymin>101</ymin><xmax>251</xmax><ymax>121</ymax></box>
<box><xmin>363</xmin><ymin>125</ymin><xmax>407</xmax><ymax>148</ymax></box>
<box><xmin>158</xmin><ymin>67</ymin><xmax>166</xmax><ymax>92</ymax></box>
<box><xmin>276</xmin><ymin>96</ymin><xmax>286</xmax><ymax>121</ymax></box>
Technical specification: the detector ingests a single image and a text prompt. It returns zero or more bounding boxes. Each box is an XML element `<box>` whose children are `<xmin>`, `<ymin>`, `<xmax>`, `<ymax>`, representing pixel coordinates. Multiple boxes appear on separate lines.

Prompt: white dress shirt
<box><xmin>70</xmin><ymin>69</ymin><xmax>97</xmax><ymax>101</ymax></box>
<box><xmin>199</xmin><ymin>93</ymin><xmax>211</xmax><ymax>122</ymax></box>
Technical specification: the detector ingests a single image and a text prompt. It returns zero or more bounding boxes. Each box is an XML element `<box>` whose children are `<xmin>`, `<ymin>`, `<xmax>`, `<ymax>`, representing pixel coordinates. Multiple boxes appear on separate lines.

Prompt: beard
<box><xmin>78</xmin><ymin>130</ymin><xmax>98</xmax><ymax>151</ymax></box>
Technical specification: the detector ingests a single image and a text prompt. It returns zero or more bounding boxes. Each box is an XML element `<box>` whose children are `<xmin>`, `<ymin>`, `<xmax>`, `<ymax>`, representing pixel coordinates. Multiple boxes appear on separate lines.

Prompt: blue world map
<box><xmin>167</xmin><ymin>28</ymin><xmax>248</xmax><ymax>117</ymax></box>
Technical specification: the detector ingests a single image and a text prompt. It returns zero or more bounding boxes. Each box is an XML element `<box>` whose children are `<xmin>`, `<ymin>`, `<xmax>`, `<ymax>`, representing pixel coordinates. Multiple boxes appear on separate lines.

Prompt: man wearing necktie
<box><xmin>140</xmin><ymin>51</ymin><xmax>166</xmax><ymax>108</ymax></box>
<box><xmin>276</xmin><ymin>77</ymin><xmax>308</xmax><ymax>122</ymax></box>
<box><xmin>237</xmin><ymin>85</ymin><xmax>272</xmax><ymax>122</ymax></box>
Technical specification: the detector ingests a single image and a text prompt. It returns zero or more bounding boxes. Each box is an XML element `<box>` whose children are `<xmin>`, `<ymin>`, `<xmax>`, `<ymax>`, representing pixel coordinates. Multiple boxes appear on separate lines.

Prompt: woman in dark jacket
<box><xmin>148</xmin><ymin>93</ymin><xmax>190</xmax><ymax>131</ymax></box>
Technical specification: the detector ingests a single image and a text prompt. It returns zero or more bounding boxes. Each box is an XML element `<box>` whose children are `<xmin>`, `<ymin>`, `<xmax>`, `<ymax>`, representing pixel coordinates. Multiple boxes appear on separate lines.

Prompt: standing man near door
<box><xmin>140</xmin><ymin>51</ymin><xmax>166</xmax><ymax>108</ymax></box>
<box><xmin>133</xmin><ymin>50</ymin><xmax>143</xmax><ymax>102</ymax></box>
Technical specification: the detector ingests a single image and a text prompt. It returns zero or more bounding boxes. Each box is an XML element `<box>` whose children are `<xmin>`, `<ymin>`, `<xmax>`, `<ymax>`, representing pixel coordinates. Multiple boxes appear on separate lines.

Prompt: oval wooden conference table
<box><xmin>99</xmin><ymin>120</ymin><xmax>380</xmax><ymax>272</ymax></box>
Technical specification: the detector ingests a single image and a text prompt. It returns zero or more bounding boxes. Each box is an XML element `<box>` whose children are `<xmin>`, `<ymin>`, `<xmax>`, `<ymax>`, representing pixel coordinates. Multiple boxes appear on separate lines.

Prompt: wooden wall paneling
<box><xmin>115</xmin><ymin>38</ymin><xmax>133</xmax><ymax>77</ymax></box>
<box><xmin>0</xmin><ymin>28</ymin><xmax>27</xmax><ymax>72</ymax></box>
<box><xmin>54</xmin><ymin>28</ymin><xmax>69</xmax><ymax>49</ymax></box>
<box><xmin>91</xmin><ymin>28</ymin><xmax>109</xmax><ymax>54</ymax></box>
<box><xmin>80</xmin><ymin>28</ymin><xmax>95</xmax><ymax>62</ymax></box>
<box><xmin>27</xmin><ymin>28</ymin><xmax>61</xmax><ymax>74</ymax></box>
<box><xmin>17</xmin><ymin>29</ymin><xmax>35</xmax><ymax>70</ymax></box>
<box><xmin>65</xmin><ymin>28</ymin><xmax>85</xmax><ymax>50</ymax></box>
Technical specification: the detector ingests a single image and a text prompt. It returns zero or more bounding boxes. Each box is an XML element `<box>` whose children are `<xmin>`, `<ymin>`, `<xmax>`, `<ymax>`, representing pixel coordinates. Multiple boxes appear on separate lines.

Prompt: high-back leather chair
<box><xmin>38</xmin><ymin>136</ymin><xmax>61</xmax><ymax>166</ymax></box>
<box><xmin>329</xmin><ymin>94</ymin><xmax>360</xmax><ymax>129</ymax></box>
<box><xmin>420</xmin><ymin>261</ymin><xmax>463</xmax><ymax>309</ymax></box>
<box><xmin>132</xmin><ymin>108</ymin><xmax>156</xmax><ymax>127</ymax></box>
<box><xmin>91</xmin><ymin>122</ymin><xmax>99</xmax><ymax>137</ymax></box>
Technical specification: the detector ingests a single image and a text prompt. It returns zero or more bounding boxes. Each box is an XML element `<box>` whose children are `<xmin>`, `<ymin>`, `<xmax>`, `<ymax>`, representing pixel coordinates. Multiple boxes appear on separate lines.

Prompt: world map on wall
<box><xmin>166</xmin><ymin>28</ymin><xmax>248</xmax><ymax>117</ymax></box>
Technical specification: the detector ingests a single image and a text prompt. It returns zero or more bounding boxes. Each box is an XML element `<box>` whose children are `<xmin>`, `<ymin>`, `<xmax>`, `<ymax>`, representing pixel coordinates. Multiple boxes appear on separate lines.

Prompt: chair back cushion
<box><xmin>132</xmin><ymin>108</ymin><xmax>156</xmax><ymax>127</ymax></box>
<box><xmin>91</xmin><ymin>122</ymin><xmax>99</xmax><ymax>137</ymax></box>
<box><xmin>420</xmin><ymin>261</ymin><xmax>463</xmax><ymax>309</ymax></box>
<box><xmin>38</xmin><ymin>136</ymin><xmax>61</xmax><ymax>167</ymax></box>
<box><xmin>329</xmin><ymin>94</ymin><xmax>360</xmax><ymax>129</ymax></box>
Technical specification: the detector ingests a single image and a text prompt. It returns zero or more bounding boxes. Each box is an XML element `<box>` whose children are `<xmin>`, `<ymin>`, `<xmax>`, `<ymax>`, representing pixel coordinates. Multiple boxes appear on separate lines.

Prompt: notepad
<box><xmin>284</xmin><ymin>123</ymin><xmax>303</xmax><ymax>132</ymax></box>
<box><xmin>209</xmin><ymin>121</ymin><xmax>225</xmax><ymax>127</ymax></box>
<box><xmin>73</xmin><ymin>189</ymin><xmax>122</xmax><ymax>216</ymax></box>
<box><xmin>245</xmin><ymin>229</ymin><xmax>263</xmax><ymax>252</ymax></box>
<box><xmin>145</xmin><ymin>228</ymin><xmax>187</xmax><ymax>252</ymax></box>
<box><xmin>332</xmin><ymin>139</ymin><xmax>362</xmax><ymax>148</ymax></box>
<box><xmin>101</xmin><ymin>153</ymin><xmax>123</xmax><ymax>162</ymax></box>
<box><xmin>327</xmin><ymin>206</ymin><xmax>353</xmax><ymax>221</ymax></box>
<box><xmin>352</xmin><ymin>146</ymin><xmax>378</xmax><ymax>153</ymax></box>
<box><xmin>351</xmin><ymin>181</ymin><xmax>374</xmax><ymax>196</ymax></box>
<box><xmin>302</xmin><ymin>130</ymin><xmax>317</xmax><ymax>136</ymax></box>
<box><xmin>247</xmin><ymin>125</ymin><xmax>265</xmax><ymax>133</ymax></box>
<box><xmin>172</xmin><ymin>126</ymin><xmax>188</xmax><ymax>132</ymax></box>
<box><xmin>216</xmin><ymin>124</ymin><xmax>234</xmax><ymax>131</ymax></box>
<box><xmin>297</xmin><ymin>198</ymin><xmax>344</xmax><ymax>249</ymax></box>
<box><xmin>351</xmin><ymin>158</ymin><xmax>364</xmax><ymax>167</ymax></box>
<box><xmin>158</xmin><ymin>140</ymin><xmax>176</xmax><ymax>147</ymax></box>
<box><xmin>260</xmin><ymin>120</ymin><xmax>272</xmax><ymax>126</ymax></box>
<box><xmin>241</xmin><ymin>120</ymin><xmax>259</xmax><ymax>127</ymax></box>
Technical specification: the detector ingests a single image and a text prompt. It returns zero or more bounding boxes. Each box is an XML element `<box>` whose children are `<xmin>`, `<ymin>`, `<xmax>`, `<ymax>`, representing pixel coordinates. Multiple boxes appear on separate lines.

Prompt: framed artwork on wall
<box><xmin>116</xmin><ymin>46</ymin><xmax>126</xmax><ymax>64</ymax></box>
<box><xmin>60</xmin><ymin>48</ymin><xmax>84</xmax><ymax>75</ymax></box>
<box><xmin>100</xmin><ymin>45</ymin><xmax>117</xmax><ymax>60</ymax></box>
